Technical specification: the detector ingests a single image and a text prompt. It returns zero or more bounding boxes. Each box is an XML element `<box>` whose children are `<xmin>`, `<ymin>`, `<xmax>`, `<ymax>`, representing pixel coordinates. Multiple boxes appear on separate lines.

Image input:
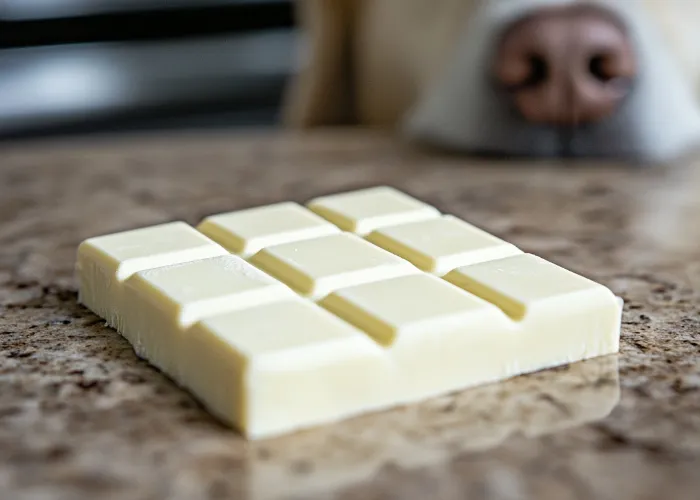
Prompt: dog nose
<box><xmin>494</xmin><ymin>5</ymin><xmax>636</xmax><ymax>126</ymax></box>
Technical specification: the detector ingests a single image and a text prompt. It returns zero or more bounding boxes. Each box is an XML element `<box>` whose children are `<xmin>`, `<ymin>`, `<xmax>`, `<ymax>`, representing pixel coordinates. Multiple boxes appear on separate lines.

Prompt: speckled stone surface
<box><xmin>1</xmin><ymin>130</ymin><xmax>699</xmax><ymax>500</ymax></box>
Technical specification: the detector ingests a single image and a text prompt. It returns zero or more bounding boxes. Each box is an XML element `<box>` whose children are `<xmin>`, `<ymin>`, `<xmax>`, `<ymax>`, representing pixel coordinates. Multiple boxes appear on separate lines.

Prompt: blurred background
<box><xmin>0</xmin><ymin>0</ymin><xmax>297</xmax><ymax>141</ymax></box>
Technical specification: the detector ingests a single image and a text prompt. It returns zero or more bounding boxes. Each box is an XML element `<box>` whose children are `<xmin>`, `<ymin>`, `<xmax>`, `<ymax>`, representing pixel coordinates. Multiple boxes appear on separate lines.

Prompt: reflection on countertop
<box><xmin>248</xmin><ymin>355</ymin><xmax>619</xmax><ymax>500</ymax></box>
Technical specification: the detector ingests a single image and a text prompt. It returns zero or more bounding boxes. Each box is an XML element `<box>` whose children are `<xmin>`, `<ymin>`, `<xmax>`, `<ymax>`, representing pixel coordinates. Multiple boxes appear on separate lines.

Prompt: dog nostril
<box><xmin>588</xmin><ymin>52</ymin><xmax>635</xmax><ymax>90</ymax></box>
<box><xmin>522</xmin><ymin>55</ymin><xmax>548</xmax><ymax>88</ymax></box>
<box><xmin>497</xmin><ymin>53</ymin><xmax>549</xmax><ymax>91</ymax></box>
<box><xmin>589</xmin><ymin>55</ymin><xmax>614</xmax><ymax>82</ymax></box>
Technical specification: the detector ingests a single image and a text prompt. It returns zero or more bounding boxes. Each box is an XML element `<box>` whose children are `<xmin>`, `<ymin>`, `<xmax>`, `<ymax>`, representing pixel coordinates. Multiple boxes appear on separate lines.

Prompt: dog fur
<box><xmin>283</xmin><ymin>0</ymin><xmax>700</xmax><ymax>162</ymax></box>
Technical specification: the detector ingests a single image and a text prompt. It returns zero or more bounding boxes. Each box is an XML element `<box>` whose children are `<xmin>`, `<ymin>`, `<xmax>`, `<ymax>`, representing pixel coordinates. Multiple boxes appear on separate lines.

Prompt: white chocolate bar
<box><xmin>76</xmin><ymin>186</ymin><xmax>622</xmax><ymax>439</ymax></box>
<box><xmin>249</xmin><ymin>232</ymin><xmax>420</xmax><ymax>300</ymax></box>
<box><xmin>320</xmin><ymin>273</ymin><xmax>507</xmax><ymax>401</ymax></box>
<box><xmin>307</xmin><ymin>186</ymin><xmax>440</xmax><ymax>234</ymax></box>
<box><xmin>197</xmin><ymin>202</ymin><xmax>339</xmax><ymax>256</ymax></box>
<box><xmin>121</xmin><ymin>254</ymin><xmax>294</xmax><ymax>378</ymax></box>
<box><xmin>76</xmin><ymin>221</ymin><xmax>227</xmax><ymax>329</ymax></box>
<box><xmin>183</xmin><ymin>299</ymin><xmax>392</xmax><ymax>438</ymax></box>
<box><xmin>366</xmin><ymin>215</ymin><xmax>523</xmax><ymax>275</ymax></box>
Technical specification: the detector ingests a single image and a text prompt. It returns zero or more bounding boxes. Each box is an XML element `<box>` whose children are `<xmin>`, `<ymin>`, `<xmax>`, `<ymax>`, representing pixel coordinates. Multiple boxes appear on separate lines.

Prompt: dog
<box><xmin>283</xmin><ymin>0</ymin><xmax>700</xmax><ymax>163</ymax></box>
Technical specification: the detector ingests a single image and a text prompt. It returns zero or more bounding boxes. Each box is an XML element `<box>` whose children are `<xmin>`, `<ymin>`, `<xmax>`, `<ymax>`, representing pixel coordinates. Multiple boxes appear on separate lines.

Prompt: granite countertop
<box><xmin>1</xmin><ymin>130</ymin><xmax>699</xmax><ymax>500</ymax></box>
